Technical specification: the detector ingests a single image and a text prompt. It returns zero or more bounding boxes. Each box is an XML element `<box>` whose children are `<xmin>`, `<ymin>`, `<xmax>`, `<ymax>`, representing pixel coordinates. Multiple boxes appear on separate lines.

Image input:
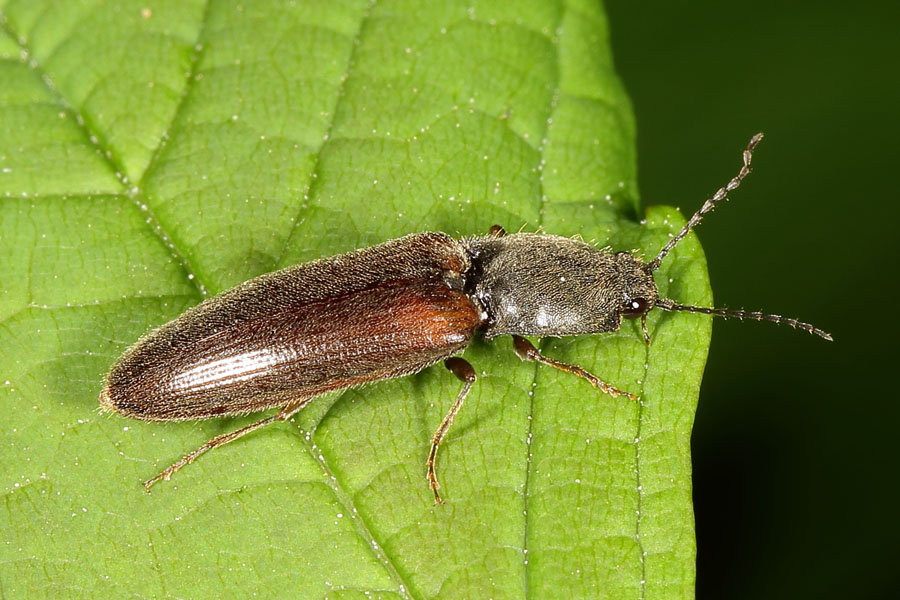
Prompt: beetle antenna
<box><xmin>648</xmin><ymin>133</ymin><xmax>764</xmax><ymax>272</ymax></box>
<box><xmin>654</xmin><ymin>298</ymin><xmax>833</xmax><ymax>341</ymax></box>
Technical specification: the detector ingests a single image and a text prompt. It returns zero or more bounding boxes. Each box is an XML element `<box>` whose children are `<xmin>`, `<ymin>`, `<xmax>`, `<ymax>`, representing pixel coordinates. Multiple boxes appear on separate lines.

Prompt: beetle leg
<box><xmin>512</xmin><ymin>335</ymin><xmax>637</xmax><ymax>400</ymax></box>
<box><xmin>143</xmin><ymin>398</ymin><xmax>313</xmax><ymax>491</ymax></box>
<box><xmin>427</xmin><ymin>357</ymin><xmax>477</xmax><ymax>504</ymax></box>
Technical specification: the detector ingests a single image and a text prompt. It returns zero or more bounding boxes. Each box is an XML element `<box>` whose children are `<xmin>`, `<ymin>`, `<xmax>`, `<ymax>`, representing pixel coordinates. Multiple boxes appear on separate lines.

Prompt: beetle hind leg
<box><xmin>143</xmin><ymin>398</ymin><xmax>312</xmax><ymax>491</ymax></box>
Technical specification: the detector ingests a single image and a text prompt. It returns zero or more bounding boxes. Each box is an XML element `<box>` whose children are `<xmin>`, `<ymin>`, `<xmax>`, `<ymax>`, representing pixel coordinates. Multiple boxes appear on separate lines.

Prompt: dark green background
<box><xmin>606</xmin><ymin>1</ymin><xmax>898</xmax><ymax>598</ymax></box>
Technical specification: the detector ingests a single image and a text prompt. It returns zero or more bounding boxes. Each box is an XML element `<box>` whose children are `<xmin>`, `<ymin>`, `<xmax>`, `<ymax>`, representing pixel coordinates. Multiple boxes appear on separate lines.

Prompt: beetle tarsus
<box><xmin>426</xmin><ymin>447</ymin><xmax>444</xmax><ymax>505</ymax></box>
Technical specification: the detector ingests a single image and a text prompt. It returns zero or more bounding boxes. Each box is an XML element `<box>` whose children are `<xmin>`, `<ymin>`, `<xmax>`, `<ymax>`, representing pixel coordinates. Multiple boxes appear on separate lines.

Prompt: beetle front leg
<box><xmin>427</xmin><ymin>357</ymin><xmax>477</xmax><ymax>504</ymax></box>
<box><xmin>512</xmin><ymin>335</ymin><xmax>637</xmax><ymax>400</ymax></box>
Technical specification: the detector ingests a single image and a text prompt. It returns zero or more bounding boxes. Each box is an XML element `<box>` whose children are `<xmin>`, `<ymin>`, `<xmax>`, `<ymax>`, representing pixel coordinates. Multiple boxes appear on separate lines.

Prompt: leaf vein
<box><xmin>274</xmin><ymin>1</ymin><xmax>374</xmax><ymax>268</ymax></box>
<box><xmin>0</xmin><ymin>7</ymin><xmax>208</xmax><ymax>299</ymax></box>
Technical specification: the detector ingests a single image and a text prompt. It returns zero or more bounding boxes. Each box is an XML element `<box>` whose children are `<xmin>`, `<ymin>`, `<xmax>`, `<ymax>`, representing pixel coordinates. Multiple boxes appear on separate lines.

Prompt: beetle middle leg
<box><xmin>427</xmin><ymin>357</ymin><xmax>477</xmax><ymax>504</ymax></box>
<box><xmin>143</xmin><ymin>397</ymin><xmax>313</xmax><ymax>491</ymax></box>
<box><xmin>512</xmin><ymin>335</ymin><xmax>637</xmax><ymax>400</ymax></box>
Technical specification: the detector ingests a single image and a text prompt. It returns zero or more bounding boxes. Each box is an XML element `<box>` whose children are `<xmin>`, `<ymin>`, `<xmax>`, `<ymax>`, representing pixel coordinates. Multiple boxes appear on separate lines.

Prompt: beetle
<box><xmin>99</xmin><ymin>133</ymin><xmax>831</xmax><ymax>503</ymax></box>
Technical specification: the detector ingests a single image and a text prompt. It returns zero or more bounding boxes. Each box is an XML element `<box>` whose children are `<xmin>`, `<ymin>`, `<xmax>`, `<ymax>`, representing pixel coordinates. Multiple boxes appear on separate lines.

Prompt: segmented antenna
<box><xmin>648</xmin><ymin>133</ymin><xmax>764</xmax><ymax>272</ymax></box>
<box><xmin>654</xmin><ymin>298</ymin><xmax>833</xmax><ymax>341</ymax></box>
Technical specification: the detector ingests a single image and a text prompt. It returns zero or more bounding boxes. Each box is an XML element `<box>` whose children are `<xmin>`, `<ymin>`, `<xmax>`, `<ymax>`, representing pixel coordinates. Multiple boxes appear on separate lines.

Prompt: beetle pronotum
<box><xmin>100</xmin><ymin>133</ymin><xmax>830</xmax><ymax>503</ymax></box>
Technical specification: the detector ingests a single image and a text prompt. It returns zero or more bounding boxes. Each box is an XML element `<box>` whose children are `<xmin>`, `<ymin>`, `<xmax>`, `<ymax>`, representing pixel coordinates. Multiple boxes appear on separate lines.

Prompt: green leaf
<box><xmin>0</xmin><ymin>1</ymin><xmax>711</xmax><ymax>598</ymax></box>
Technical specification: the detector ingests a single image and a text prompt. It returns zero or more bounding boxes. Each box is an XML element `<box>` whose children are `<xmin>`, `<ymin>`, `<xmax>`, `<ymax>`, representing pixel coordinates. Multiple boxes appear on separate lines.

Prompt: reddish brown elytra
<box><xmin>100</xmin><ymin>133</ymin><xmax>831</xmax><ymax>504</ymax></box>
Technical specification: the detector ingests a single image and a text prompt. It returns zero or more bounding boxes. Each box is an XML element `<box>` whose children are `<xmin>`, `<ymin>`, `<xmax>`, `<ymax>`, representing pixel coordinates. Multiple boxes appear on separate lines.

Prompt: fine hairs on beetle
<box><xmin>100</xmin><ymin>133</ymin><xmax>831</xmax><ymax>504</ymax></box>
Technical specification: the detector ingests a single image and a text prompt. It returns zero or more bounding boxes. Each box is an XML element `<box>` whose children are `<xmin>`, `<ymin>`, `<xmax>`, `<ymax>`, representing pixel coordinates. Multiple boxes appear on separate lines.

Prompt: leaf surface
<box><xmin>0</xmin><ymin>1</ymin><xmax>711</xmax><ymax>598</ymax></box>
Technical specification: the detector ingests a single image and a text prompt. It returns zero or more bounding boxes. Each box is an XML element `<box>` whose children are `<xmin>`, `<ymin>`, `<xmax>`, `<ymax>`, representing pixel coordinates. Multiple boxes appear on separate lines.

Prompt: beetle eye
<box><xmin>622</xmin><ymin>297</ymin><xmax>648</xmax><ymax>319</ymax></box>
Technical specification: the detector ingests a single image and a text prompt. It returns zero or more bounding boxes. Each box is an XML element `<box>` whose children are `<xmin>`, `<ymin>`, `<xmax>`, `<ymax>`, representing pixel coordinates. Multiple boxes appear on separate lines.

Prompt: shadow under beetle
<box><xmin>100</xmin><ymin>133</ymin><xmax>831</xmax><ymax>504</ymax></box>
